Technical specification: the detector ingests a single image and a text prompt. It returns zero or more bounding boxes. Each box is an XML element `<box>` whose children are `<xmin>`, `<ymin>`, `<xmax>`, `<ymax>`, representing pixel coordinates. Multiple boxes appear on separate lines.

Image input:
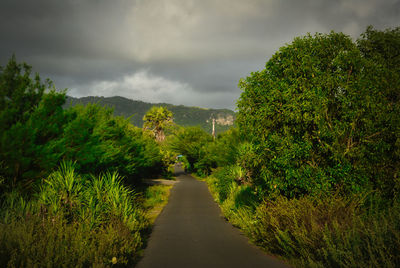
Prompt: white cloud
<box><xmin>69</xmin><ymin>70</ymin><xmax>240</xmax><ymax>109</ymax></box>
<box><xmin>70</xmin><ymin>70</ymin><xmax>190</xmax><ymax>101</ymax></box>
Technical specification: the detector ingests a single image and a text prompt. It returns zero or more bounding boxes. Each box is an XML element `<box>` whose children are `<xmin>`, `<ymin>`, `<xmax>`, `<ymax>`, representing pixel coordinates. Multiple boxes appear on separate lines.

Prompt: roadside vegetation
<box><xmin>143</xmin><ymin>185</ymin><xmax>172</xmax><ymax>223</ymax></box>
<box><xmin>169</xmin><ymin>26</ymin><xmax>400</xmax><ymax>267</ymax></box>
<box><xmin>1</xmin><ymin>25</ymin><xmax>398</xmax><ymax>267</ymax></box>
<box><xmin>0</xmin><ymin>56</ymin><xmax>175</xmax><ymax>266</ymax></box>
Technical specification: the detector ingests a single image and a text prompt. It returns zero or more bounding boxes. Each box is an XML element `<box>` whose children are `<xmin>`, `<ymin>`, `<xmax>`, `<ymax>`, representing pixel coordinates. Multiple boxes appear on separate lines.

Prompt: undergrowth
<box><xmin>142</xmin><ymin>184</ymin><xmax>172</xmax><ymax>224</ymax></box>
<box><xmin>143</xmin><ymin>185</ymin><xmax>171</xmax><ymax>210</ymax></box>
<box><xmin>0</xmin><ymin>162</ymin><xmax>172</xmax><ymax>267</ymax></box>
<box><xmin>207</xmin><ymin>171</ymin><xmax>400</xmax><ymax>267</ymax></box>
<box><xmin>0</xmin><ymin>216</ymin><xmax>141</xmax><ymax>267</ymax></box>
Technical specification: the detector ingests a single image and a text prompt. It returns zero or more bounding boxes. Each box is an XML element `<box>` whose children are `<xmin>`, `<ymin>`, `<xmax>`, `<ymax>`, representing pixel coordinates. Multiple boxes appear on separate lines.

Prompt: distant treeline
<box><xmin>64</xmin><ymin>95</ymin><xmax>236</xmax><ymax>134</ymax></box>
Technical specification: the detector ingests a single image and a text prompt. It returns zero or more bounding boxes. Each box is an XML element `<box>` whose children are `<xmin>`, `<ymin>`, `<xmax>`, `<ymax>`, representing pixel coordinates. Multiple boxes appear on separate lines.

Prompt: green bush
<box><xmin>211</xmin><ymin>167</ymin><xmax>236</xmax><ymax>202</ymax></box>
<box><xmin>210</xmin><ymin>165</ymin><xmax>259</xmax><ymax>203</ymax></box>
<box><xmin>36</xmin><ymin>161</ymin><xmax>146</xmax><ymax>230</ymax></box>
<box><xmin>167</xmin><ymin>126</ymin><xmax>243</xmax><ymax>176</ymax></box>
<box><xmin>207</xmin><ymin>128</ymin><xmax>242</xmax><ymax>167</ymax></box>
<box><xmin>0</xmin><ymin>56</ymin><xmax>167</xmax><ymax>266</ymax></box>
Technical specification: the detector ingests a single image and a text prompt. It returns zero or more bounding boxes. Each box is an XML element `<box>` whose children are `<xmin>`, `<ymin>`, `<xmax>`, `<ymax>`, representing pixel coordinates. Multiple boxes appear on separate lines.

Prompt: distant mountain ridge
<box><xmin>64</xmin><ymin>96</ymin><xmax>235</xmax><ymax>134</ymax></box>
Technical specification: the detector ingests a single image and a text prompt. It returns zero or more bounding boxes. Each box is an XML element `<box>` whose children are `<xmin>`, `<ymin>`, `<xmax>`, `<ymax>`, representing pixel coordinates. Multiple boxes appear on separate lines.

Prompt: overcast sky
<box><xmin>1</xmin><ymin>0</ymin><xmax>399</xmax><ymax>110</ymax></box>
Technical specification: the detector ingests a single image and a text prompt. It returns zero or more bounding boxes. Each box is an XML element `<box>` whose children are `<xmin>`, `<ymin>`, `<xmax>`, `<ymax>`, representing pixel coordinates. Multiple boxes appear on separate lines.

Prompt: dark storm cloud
<box><xmin>0</xmin><ymin>0</ymin><xmax>399</xmax><ymax>109</ymax></box>
<box><xmin>0</xmin><ymin>0</ymin><xmax>131</xmax><ymax>57</ymax></box>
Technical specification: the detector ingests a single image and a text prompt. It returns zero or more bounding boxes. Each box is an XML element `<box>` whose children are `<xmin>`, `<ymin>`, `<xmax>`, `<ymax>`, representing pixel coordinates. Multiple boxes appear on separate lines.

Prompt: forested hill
<box><xmin>64</xmin><ymin>96</ymin><xmax>235</xmax><ymax>133</ymax></box>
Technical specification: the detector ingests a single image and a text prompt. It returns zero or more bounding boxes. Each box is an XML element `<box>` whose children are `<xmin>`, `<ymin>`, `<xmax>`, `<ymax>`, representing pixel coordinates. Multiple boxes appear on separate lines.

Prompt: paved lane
<box><xmin>137</xmin><ymin>165</ymin><xmax>289</xmax><ymax>268</ymax></box>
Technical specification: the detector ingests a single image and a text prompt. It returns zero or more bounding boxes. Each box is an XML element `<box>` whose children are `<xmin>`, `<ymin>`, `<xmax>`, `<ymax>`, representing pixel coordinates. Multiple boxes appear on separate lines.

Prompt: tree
<box><xmin>0</xmin><ymin>55</ymin><xmax>48</xmax><ymax>129</ymax></box>
<box><xmin>356</xmin><ymin>26</ymin><xmax>400</xmax><ymax>196</ymax></box>
<box><xmin>0</xmin><ymin>56</ymin><xmax>66</xmax><ymax>189</ymax></box>
<box><xmin>143</xmin><ymin>106</ymin><xmax>173</xmax><ymax>142</ymax></box>
<box><xmin>237</xmin><ymin>28</ymin><xmax>400</xmax><ymax>198</ymax></box>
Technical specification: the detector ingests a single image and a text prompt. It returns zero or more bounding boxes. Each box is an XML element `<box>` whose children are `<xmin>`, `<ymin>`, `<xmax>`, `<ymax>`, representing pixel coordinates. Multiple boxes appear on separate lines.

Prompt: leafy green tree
<box><xmin>143</xmin><ymin>106</ymin><xmax>173</xmax><ymax>142</ymax></box>
<box><xmin>0</xmin><ymin>56</ymin><xmax>66</xmax><ymax>189</ymax></box>
<box><xmin>356</xmin><ymin>26</ymin><xmax>400</xmax><ymax>196</ymax></box>
<box><xmin>0</xmin><ymin>56</ymin><xmax>165</xmax><ymax>192</ymax></box>
<box><xmin>237</xmin><ymin>28</ymin><xmax>400</xmax><ymax>198</ymax></box>
<box><xmin>60</xmin><ymin>104</ymin><xmax>163</xmax><ymax>181</ymax></box>
<box><xmin>0</xmin><ymin>55</ymin><xmax>48</xmax><ymax>128</ymax></box>
<box><xmin>357</xmin><ymin>26</ymin><xmax>400</xmax><ymax>70</ymax></box>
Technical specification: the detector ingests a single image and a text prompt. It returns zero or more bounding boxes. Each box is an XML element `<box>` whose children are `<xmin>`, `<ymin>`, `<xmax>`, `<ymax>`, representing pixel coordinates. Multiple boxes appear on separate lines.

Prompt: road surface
<box><xmin>137</xmin><ymin>165</ymin><xmax>289</xmax><ymax>268</ymax></box>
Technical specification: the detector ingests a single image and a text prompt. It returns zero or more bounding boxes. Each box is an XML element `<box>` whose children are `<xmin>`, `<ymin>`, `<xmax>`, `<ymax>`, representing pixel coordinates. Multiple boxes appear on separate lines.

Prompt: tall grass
<box><xmin>0</xmin><ymin>161</ymin><xmax>149</xmax><ymax>267</ymax></box>
<box><xmin>207</xmin><ymin>167</ymin><xmax>400</xmax><ymax>267</ymax></box>
<box><xmin>142</xmin><ymin>184</ymin><xmax>172</xmax><ymax>224</ymax></box>
<box><xmin>0</xmin><ymin>215</ymin><xmax>142</xmax><ymax>267</ymax></box>
<box><xmin>250</xmin><ymin>195</ymin><xmax>400</xmax><ymax>267</ymax></box>
<box><xmin>143</xmin><ymin>185</ymin><xmax>171</xmax><ymax>209</ymax></box>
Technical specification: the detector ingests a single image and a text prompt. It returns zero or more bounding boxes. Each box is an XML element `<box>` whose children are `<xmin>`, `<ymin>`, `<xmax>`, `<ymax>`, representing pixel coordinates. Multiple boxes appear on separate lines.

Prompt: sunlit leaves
<box><xmin>143</xmin><ymin>106</ymin><xmax>173</xmax><ymax>142</ymax></box>
<box><xmin>237</xmin><ymin>28</ymin><xmax>400</xmax><ymax>197</ymax></box>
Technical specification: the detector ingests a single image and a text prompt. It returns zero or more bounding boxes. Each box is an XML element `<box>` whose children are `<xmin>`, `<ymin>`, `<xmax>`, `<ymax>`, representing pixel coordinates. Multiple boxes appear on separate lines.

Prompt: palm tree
<box><xmin>143</xmin><ymin>106</ymin><xmax>173</xmax><ymax>142</ymax></box>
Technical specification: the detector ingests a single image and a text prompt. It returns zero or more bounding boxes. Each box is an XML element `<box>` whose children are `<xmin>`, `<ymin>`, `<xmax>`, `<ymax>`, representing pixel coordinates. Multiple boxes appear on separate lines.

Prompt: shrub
<box><xmin>251</xmin><ymin>194</ymin><xmax>400</xmax><ymax>267</ymax></box>
<box><xmin>211</xmin><ymin>167</ymin><xmax>236</xmax><ymax>202</ymax></box>
<box><xmin>36</xmin><ymin>162</ymin><xmax>146</xmax><ymax>230</ymax></box>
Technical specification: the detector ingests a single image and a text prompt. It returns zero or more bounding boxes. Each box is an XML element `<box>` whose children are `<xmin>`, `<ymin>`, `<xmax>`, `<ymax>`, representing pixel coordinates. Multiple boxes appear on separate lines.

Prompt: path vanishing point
<box><xmin>137</xmin><ymin>164</ymin><xmax>290</xmax><ymax>268</ymax></box>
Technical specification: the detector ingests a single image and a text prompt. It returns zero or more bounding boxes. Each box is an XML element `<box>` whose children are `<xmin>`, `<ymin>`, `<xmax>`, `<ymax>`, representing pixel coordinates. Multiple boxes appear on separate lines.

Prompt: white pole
<box><xmin>212</xmin><ymin>118</ymin><xmax>215</xmax><ymax>140</ymax></box>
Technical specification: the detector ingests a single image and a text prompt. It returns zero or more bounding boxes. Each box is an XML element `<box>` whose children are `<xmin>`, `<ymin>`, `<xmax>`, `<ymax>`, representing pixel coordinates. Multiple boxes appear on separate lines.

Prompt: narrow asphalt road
<box><xmin>137</xmin><ymin>165</ymin><xmax>290</xmax><ymax>268</ymax></box>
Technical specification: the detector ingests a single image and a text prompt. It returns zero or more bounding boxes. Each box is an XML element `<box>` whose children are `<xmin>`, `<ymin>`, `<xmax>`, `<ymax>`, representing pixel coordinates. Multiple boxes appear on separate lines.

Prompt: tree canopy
<box><xmin>237</xmin><ymin>27</ymin><xmax>400</xmax><ymax>198</ymax></box>
<box><xmin>0</xmin><ymin>56</ymin><xmax>164</xmax><ymax>192</ymax></box>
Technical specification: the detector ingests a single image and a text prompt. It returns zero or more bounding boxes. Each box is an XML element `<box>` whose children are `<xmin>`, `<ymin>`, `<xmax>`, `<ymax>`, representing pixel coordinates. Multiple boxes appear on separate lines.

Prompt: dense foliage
<box><xmin>0</xmin><ymin>162</ymin><xmax>153</xmax><ymax>266</ymax></box>
<box><xmin>0</xmin><ymin>57</ymin><xmax>163</xmax><ymax>194</ymax></box>
<box><xmin>0</xmin><ymin>57</ymin><xmax>169</xmax><ymax>266</ymax></box>
<box><xmin>61</xmin><ymin>104</ymin><xmax>163</xmax><ymax>181</ymax></box>
<box><xmin>167</xmin><ymin>126</ymin><xmax>212</xmax><ymax>173</ymax></box>
<box><xmin>206</xmin><ymin>179</ymin><xmax>400</xmax><ymax>267</ymax></box>
<box><xmin>197</xmin><ymin>26</ymin><xmax>400</xmax><ymax>268</ymax></box>
<box><xmin>166</xmin><ymin>126</ymin><xmax>242</xmax><ymax>176</ymax></box>
<box><xmin>236</xmin><ymin>28</ymin><xmax>399</xmax><ymax>198</ymax></box>
<box><xmin>1</xmin><ymin>25</ymin><xmax>399</xmax><ymax>267</ymax></box>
